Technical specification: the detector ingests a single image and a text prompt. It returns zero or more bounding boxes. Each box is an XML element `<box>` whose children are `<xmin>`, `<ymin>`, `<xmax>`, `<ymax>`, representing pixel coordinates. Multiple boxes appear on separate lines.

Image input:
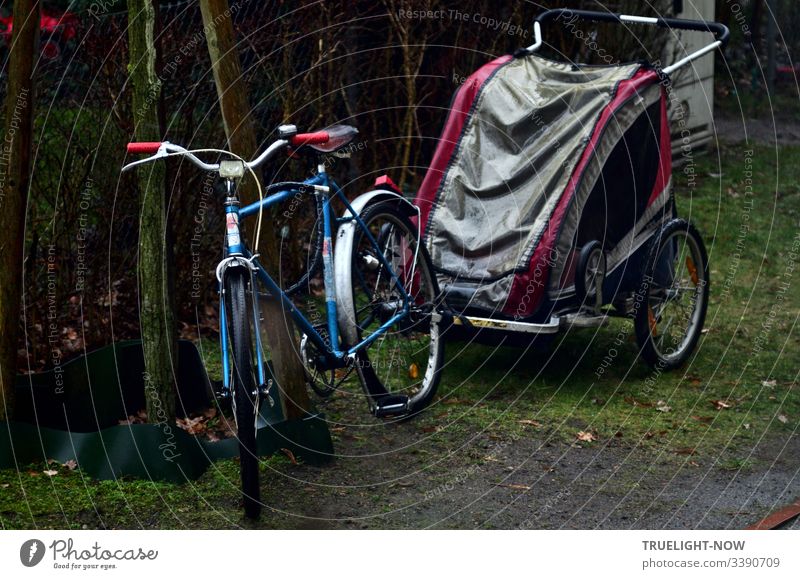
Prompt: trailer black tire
<box><xmin>634</xmin><ymin>219</ymin><xmax>709</xmax><ymax>370</ymax></box>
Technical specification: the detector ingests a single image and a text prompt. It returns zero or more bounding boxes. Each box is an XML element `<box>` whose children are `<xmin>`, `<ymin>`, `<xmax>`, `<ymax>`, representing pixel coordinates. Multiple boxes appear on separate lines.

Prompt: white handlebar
<box><xmin>121</xmin><ymin>139</ymin><xmax>289</xmax><ymax>173</ymax></box>
<box><xmin>521</xmin><ymin>13</ymin><xmax>722</xmax><ymax>75</ymax></box>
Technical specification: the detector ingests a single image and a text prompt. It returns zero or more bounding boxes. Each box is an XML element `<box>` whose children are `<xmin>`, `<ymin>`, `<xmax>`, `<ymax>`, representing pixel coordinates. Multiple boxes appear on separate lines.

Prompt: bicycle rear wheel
<box><xmin>336</xmin><ymin>201</ymin><xmax>443</xmax><ymax>418</ymax></box>
<box><xmin>224</xmin><ymin>267</ymin><xmax>261</xmax><ymax>519</ymax></box>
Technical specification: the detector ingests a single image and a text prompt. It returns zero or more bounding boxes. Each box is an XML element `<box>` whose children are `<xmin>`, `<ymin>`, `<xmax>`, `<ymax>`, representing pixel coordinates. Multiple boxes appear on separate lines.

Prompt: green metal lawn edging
<box><xmin>1</xmin><ymin>340</ymin><xmax>333</xmax><ymax>481</ymax></box>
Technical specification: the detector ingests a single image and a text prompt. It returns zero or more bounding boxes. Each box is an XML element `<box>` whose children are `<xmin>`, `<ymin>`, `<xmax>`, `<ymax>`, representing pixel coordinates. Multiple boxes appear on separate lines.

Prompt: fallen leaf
<box><xmin>518</xmin><ymin>419</ymin><xmax>542</xmax><ymax>428</ymax></box>
<box><xmin>280</xmin><ymin>448</ymin><xmax>299</xmax><ymax>465</ymax></box>
<box><xmin>777</xmin><ymin>414</ymin><xmax>788</xmax><ymax>424</ymax></box>
<box><xmin>576</xmin><ymin>431</ymin><xmax>597</xmax><ymax>442</ymax></box>
<box><xmin>118</xmin><ymin>412</ymin><xmax>147</xmax><ymax>426</ymax></box>
<box><xmin>691</xmin><ymin>415</ymin><xmax>713</xmax><ymax>423</ymax></box>
<box><xmin>711</xmin><ymin>400</ymin><xmax>732</xmax><ymax>410</ymax></box>
<box><xmin>43</xmin><ymin>469</ymin><xmax>59</xmax><ymax>477</ymax></box>
<box><xmin>493</xmin><ymin>483</ymin><xmax>531</xmax><ymax>491</ymax></box>
<box><xmin>625</xmin><ymin>396</ymin><xmax>654</xmax><ymax>408</ymax></box>
<box><xmin>63</xmin><ymin>460</ymin><xmax>78</xmax><ymax>471</ymax></box>
<box><xmin>675</xmin><ymin>447</ymin><xmax>697</xmax><ymax>455</ymax></box>
<box><xmin>177</xmin><ymin>415</ymin><xmax>208</xmax><ymax>435</ymax></box>
<box><xmin>389</xmin><ymin>480</ymin><xmax>414</xmax><ymax>488</ymax></box>
<box><xmin>442</xmin><ymin>397</ymin><xmax>469</xmax><ymax>405</ymax></box>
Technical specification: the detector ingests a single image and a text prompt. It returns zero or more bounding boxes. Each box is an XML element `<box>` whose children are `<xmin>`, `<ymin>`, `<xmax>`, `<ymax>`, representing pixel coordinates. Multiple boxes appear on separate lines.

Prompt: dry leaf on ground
<box><xmin>493</xmin><ymin>483</ymin><xmax>531</xmax><ymax>491</ymax></box>
<box><xmin>625</xmin><ymin>396</ymin><xmax>654</xmax><ymax>408</ymax></box>
<box><xmin>691</xmin><ymin>415</ymin><xmax>713</xmax><ymax>423</ymax></box>
<box><xmin>656</xmin><ymin>401</ymin><xmax>672</xmax><ymax>412</ymax></box>
<box><xmin>280</xmin><ymin>448</ymin><xmax>299</xmax><ymax>465</ymax></box>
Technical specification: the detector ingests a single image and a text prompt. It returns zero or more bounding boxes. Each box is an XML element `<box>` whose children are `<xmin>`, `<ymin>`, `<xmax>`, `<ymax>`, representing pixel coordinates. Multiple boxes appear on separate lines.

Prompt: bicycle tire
<box><xmin>337</xmin><ymin>201</ymin><xmax>444</xmax><ymax>417</ymax></box>
<box><xmin>224</xmin><ymin>267</ymin><xmax>261</xmax><ymax>519</ymax></box>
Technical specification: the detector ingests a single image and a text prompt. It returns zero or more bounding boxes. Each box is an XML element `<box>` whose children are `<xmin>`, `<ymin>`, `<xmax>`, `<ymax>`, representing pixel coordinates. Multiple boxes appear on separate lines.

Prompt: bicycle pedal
<box><xmin>372</xmin><ymin>395</ymin><xmax>410</xmax><ymax>419</ymax></box>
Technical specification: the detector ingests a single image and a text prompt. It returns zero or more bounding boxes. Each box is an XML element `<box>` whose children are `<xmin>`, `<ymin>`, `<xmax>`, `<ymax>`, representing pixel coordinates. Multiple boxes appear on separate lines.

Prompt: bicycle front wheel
<box><xmin>336</xmin><ymin>201</ymin><xmax>444</xmax><ymax>418</ymax></box>
<box><xmin>224</xmin><ymin>267</ymin><xmax>261</xmax><ymax>518</ymax></box>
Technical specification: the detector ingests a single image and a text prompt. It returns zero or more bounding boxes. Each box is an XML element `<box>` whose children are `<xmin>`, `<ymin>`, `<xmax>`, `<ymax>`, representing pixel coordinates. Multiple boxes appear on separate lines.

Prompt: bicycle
<box><xmin>124</xmin><ymin>124</ymin><xmax>444</xmax><ymax>518</ymax></box>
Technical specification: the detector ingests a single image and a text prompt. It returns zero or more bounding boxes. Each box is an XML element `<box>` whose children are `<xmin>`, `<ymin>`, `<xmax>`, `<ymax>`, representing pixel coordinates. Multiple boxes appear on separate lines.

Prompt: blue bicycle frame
<box><xmin>218</xmin><ymin>168</ymin><xmax>413</xmax><ymax>394</ymax></box>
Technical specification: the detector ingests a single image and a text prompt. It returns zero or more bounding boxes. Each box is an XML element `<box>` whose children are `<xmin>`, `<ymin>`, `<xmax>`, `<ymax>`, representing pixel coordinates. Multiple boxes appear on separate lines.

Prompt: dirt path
<box><xmin>714</xmin><ymin>114</ymin><xmax>800</xmax><ymax>146</ymax></box>
<box><xmin>253</xmin><ymin>412</ymin><xmax>799</xmax><ymax>530</ymax></box>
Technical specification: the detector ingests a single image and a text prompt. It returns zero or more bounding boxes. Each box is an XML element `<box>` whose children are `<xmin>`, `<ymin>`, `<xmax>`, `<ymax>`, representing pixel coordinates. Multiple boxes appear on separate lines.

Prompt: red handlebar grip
<box><xmin>289</xmin><ymin>132</ymin><xmax>329</xmax><ymax>146</ymax></box>
<box><xmin>127</xmin><ymin>142</ymin><xmax>162</xmax><ymax>154</ymax></box>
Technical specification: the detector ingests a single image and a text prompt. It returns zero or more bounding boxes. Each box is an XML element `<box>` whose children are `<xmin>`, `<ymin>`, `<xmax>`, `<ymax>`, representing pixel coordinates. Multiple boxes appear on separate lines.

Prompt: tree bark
<box><xmin>0</xmin><ymin>0</ymin><xmax>39</xmax><ymax>420</ymax></box>
<box><xmin>200</xmin><ymin>0</ymin><xmax>311</xmax><ymax>420</ymax></box>
<box><xmin>127</xmin><ymin>0</ymin><xmax>177</xmax><ymax>424</ymax></box>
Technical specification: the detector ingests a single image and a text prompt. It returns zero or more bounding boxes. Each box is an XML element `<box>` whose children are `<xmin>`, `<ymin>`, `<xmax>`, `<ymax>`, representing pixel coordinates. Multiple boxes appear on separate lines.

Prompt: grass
<box><xmin>2</xmin><ymin>143</ymin><xmax>798</xmax><ymax>529</ymax></box>
<box><xmin>715</xmin><ymin>82</ymin><xmax>800</xmax><ymax>121</ymax></box>
<box><xmin>0</xmin><ymin>456</ymin><xmax>296</xmax><ymax>529</ymax></box>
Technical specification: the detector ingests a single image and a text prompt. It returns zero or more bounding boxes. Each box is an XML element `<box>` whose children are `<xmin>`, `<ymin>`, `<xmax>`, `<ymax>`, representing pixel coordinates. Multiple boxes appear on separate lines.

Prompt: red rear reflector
<box><xmin>375</xmin><ymin>175</ymin><xmax>401</xmax><ymax>193</ymax></box>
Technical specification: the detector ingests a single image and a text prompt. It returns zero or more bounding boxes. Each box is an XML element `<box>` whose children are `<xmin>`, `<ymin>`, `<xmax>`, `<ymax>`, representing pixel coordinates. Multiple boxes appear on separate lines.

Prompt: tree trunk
<box><xmin>127</xmin><ymin>0</ymin><xmax>177</xmax><ymax>424</ymax></box>
<box><xmin>200</xmin><ymin>0</ymin><xmax>311</xmax><ymax>420</ymax></box>
<box><xmin>0</xmin><ymin>0</ymin><xmax>39</xmax><ymax>420</ymax></box>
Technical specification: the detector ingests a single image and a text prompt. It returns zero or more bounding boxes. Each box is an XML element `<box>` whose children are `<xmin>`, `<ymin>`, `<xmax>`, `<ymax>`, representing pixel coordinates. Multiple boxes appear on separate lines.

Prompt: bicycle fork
<box><xmin>217</xmin><ymin>183</ymin><xmax>273</xmax><ymax>406</ymax></box>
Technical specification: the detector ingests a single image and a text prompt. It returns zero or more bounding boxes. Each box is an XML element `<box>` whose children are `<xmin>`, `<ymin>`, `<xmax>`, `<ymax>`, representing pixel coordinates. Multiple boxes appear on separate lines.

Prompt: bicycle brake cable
<box><xmin>160</xmin><ymin>148</ymin><xmax>266</xmax><ymax>253</ymax></box>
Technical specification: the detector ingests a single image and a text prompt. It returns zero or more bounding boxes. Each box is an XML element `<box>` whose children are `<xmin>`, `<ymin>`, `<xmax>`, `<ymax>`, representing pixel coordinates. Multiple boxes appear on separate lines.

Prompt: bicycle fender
<box><xmin>342</xmin><ymin>189</ymin><xmax>418</xmax><ymax>219</ymax></box>
<box><xmin>333</xmin><ymin>190</ymin><xmax>420</xmax><ymax>347</ymax></box>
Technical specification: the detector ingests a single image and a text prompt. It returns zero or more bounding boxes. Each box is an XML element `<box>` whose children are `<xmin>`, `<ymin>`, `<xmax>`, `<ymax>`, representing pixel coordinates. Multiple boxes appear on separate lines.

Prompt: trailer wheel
<box><xmin>634</xmin><ymin>219</ymin><xmax>709</xmax><ymax>370</ymax></box>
